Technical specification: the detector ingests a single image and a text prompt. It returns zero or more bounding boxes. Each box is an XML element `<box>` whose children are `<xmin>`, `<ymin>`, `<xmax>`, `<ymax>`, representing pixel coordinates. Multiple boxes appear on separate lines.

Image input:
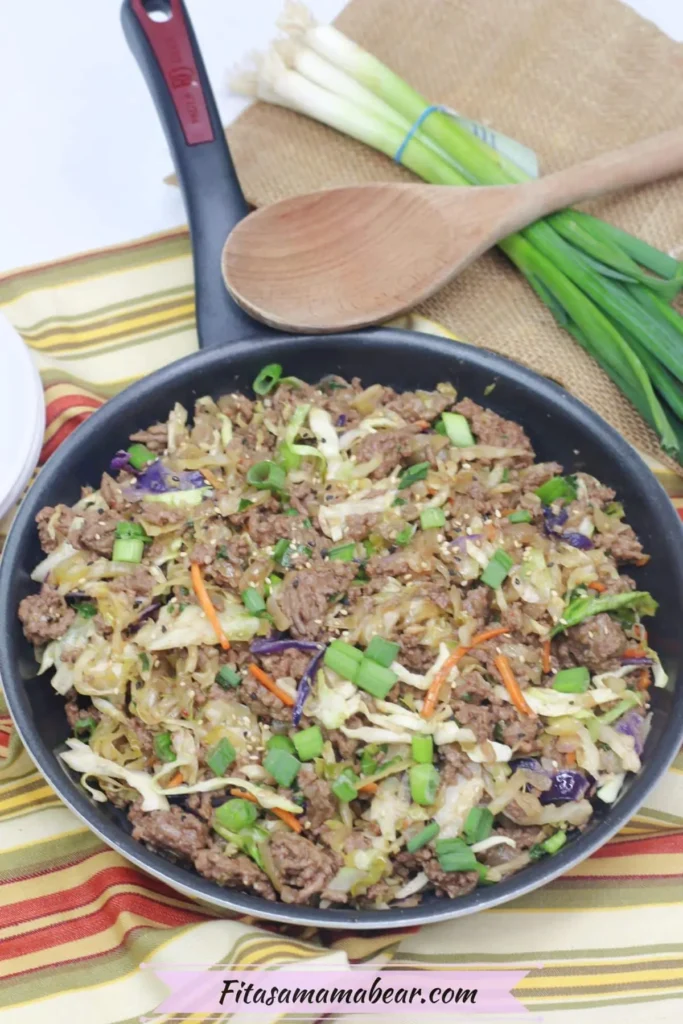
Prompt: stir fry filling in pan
<box><xmin>18</xmin><ymin>368</ymin><xmax>663</xmax><ymax>908</ymax></box>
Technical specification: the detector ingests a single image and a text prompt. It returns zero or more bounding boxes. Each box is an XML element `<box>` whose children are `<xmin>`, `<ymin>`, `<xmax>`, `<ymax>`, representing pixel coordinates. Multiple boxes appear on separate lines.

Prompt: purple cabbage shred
<box><xmin>110</xmin><ymin>450</ymin><xmax>132</xmax><ymax>473</ymax></box>
<box><xmin>614</xmin><ymin>710</ymin><xmax>646</xmax><ymax>756</ymax></box>
<box><xmin>293</xmin><ymin>648</ymin><xmax>325</xmax><ymax>726</ymax></box>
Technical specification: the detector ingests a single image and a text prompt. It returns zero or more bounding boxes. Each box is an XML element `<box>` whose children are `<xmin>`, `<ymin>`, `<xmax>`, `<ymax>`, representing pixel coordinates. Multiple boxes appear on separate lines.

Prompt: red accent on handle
<box><xmin>131</xmin><ymin>0</ymin><xmax>214</xmax><ymax>145</ymax></box>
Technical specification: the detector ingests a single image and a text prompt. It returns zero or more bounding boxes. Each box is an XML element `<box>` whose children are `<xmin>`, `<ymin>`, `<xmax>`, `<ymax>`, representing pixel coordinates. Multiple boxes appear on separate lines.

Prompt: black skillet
<box><xmin>1</xmin><ymin>0</ymin><xmax>682</xmax><ymax>929</ymax></box>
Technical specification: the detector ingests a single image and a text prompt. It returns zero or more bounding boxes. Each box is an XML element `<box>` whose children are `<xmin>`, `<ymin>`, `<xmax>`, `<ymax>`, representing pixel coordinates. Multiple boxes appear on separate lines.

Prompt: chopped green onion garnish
<box><xmin>365</xmin><ymin>636</ymin><xmax>400</xmax><ymax>668</ymax></box>
<box><xmin>139</xmin><ymin>653</ymin><xmax>150</xmax><ymax>671</ymax></box>
<box><xmin>406</xmin><ymin>821</ymin><xmax>440</xmax><ymax>853</ymax></box>
<box><xmin>127</xmin><ymin>443</ymin><xmax>156</xmax><ymax>470</ymax></box>
<box><xmin>508</xmin><ymin>509</ymin><xmax>533</xmax><ymax>523</ymax></box>
<box><xmin>241</xmin><ymin>587</ymin><xmax>266</xmax><ymax>614</ymax></box>
<box><xmin>266</xmin><ymin>734</ymin><xmax>296</xmax><ymax>754</ymax></box>
<box><xmin>393</xmin><ymin>496</ymin><xmax>407</xmax><ymax>506</ymax></box>
<box><xmin>435</xmin><ymin>837</ymin><xmax>479</xmax><ymax>872</ymax></box>
<box><xmin>535</xmin><ymin>475</ymin><xmax>578</xmax><ymax>505</ymax></box>
<box><xmin>463</xmin><ymin>806</ymin><xmax>494</xmax><ymax>845</ymax></box>
<box><xmin>73</xmin><ymin>715</ymin><xmax>96</xmax><ymax>738</ymax></box>
<box><xmin>420</xmin><ymin>507</ymin><xmax>446</xmax><ymax>530</ymax></box>
<box><xmin>442</xmin><ymin>412</ymin><xmax>475</xmax><ymax>447</ymax></box>
<box><xmin>263</xmin><ymin>747</ymin><xmax>301</xmax><ymax>787</ymax></box>
<box><xmin>598</xmin><ymin>694</ymin><xmax>640</xmax><ymax>725</ymax></box>
<box><xmin>76</xmin><ymin>601</ymin><xmax>98</xmax><ymax>619</ymax></box>
<box><xmin>237</xmin><ymin>498</ymin><xmax>252</xmax><ymax>511</ymax></box>
<box><xmin>480</xmin><ymin>549</ymin><xmax>514</xmax><ymax>589</ymax></box>
<box><xmin>115</xmin><ymin>520</ymin><xmax>149</xmax><ymax>541</ymax></box>
<box><xmin>272</xmin><ymin>538</ymin><xmax>291</xmax><ymax>565</ymax></box>
<box><xmin>434</xmin><ymin>418</ymin><xmax>447</xmax><ymax>436</ymax></box>
<box><xmin>324</xmin><ymin>640</ymin><xmax>363</xmax><ymax>681</ymax></box>
<box><xmin>153</xmin><ymin>731</ymin><xmax>176</xmax><ymax>763</ymax></box>
<box><xmin>355</xmin><ymin>658</ymin><xmax>397</xmax><ymax>699</ymax></box>
<box><xmin>360</xmin><ymin>744</ymin><xmax>385</xmax><ymax>776</ymax></box>
<box><xmin>292</xmin><ymin>725</ymin><xmax>324</xmax><ymax>762</ymax></box>
<box><xmin>542</xmin><ymin>829</ymin><xmax>567</xmax><ymax>854</ymax></box>
<box><xmin>409</xmin><ymin>763</ymin><xmax>440</xmax><ymax>806</ymax></box>
<box><xmin>552</xmin><ymin>666</ymin><xmax>590</xmax><ymax>693</ymax></box>
<box><xmin>246</xmin><ymin>460</ymin><xmax>286</xmax><ymax>492</ymax></box>
<box><xmin>501</xmin><ymin>468</ymin><xmax>510</xmax><ymax>482</ymax></box>
<box><xmin>112</xmin><ymin>537</ymin><xmax>144</xmax><ymax>564</ymax></box>
<box><xmin>328</xmin><ymin>542</ymin><xmax>356</xmax><ymax>562</ymax></box>
<box><xmin>215</xmin><ymin>797</ymin><xmax>258</xmax><ymax>832</ymax></box>
<box><xmin>206</xmin><ymin>737</ymin><xmax>236</xmax><ymax>777</ymax></box>
<box><xmin>395</xmin><ymin>524</ymin><xmax>415</xmax><ymax>546</ymax></box>
<box><xmin>332</xmin><ymin>768</ymin><xmax>359</xmax><ymax>802</ymax></box>
<box><xmin>215</xmin><ymin>665</ymin><xmax>241</xmax><ymax>689</ymax></box>
<box><xmin>252</xmin><ymin>363</ymin><xmax>283</xmax><ymax>395</ymax></box>
<box><xmin>411</xmin><ymin>734</ymin><xmax>434</xmax><ymax>764</ymax></box>
<box><xmin>398</xmin><ymin>461</ymin><xmax>431</xmax><ymax>490</ymax></box>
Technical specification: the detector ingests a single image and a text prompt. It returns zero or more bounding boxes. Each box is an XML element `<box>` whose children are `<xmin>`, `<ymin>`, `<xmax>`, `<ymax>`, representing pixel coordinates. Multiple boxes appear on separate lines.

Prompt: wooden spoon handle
<box><xmin>521</xmin><ymin>127</ymin><xmax>683</xmax><ymax>221</ymax></box>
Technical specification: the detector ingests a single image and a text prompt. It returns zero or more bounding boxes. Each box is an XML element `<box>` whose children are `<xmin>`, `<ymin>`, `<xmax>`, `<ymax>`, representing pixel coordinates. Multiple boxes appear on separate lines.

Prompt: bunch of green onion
<box><xmin>230</xmin><ymin>1</ymin><xmax>683</xmax><ymax>461</ymax></box>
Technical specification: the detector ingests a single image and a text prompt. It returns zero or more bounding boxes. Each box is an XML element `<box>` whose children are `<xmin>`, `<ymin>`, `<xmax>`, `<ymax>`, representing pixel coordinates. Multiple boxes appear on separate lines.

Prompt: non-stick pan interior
<box><xmin>2</xmin><ymin>327</ymin><xmax>683</xmax><ymax>928</ymax></box>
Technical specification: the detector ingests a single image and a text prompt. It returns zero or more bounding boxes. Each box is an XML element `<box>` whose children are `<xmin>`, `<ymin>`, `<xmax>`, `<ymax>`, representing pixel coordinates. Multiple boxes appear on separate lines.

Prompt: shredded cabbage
<box><xmin>599</xmin><ymin>724</ymin><xmax>641</xmax><ymax>773</ymax></box>
<box><xmin>39</xmin><ymin>617</ymin><xmax>97</xmax><ymax>694</ymax></box>
<box><xmin>470</xmin><ymin>836</ymin><xmax>516</xmax><ymax>854</ymax></box>
<box><xmin>394</xmin><ymin>872</ymin><xmax>429</xmax><ymax>899</ymax></box>
<box><xmin>31</xmin><ymin>542</ymin><xmax>78</xmax><ymax>583</ymax></box>
<box><xmin>60</xmin><ymin>739</ymin><xmax>170</xmax><ymax>811</ymax></box>
<box><xmin>434</xmin><ymin>778</ymin><xmax>485</xmax><ymax>838</ymax></box>
<box><xmin>463</xmin><ymin>740</ymin><xmax>513</xmax><ymax>763</ymax></box>
<box><xmin>144</xmin><ymin>487</ymin><xmax>211</xmax><ymax>508</ymax></box>
<box><xmin>308</xmin><ymin>675</ymin><xmax>362</xmax><ymax>728</ymax></box>
<box><xmin>136</xmin><ymin>601</ymin><xmax>261</xmax><ymax>650</ymax></box>
<box><xmin>309</xmin><ymin>407</ymin><xmax>345</xmax><ymax>479</ymax></box>
<box><xmin>318</xmin><ymin>489</ymin><xmax>397</xmax><ymax>542</ymax></box>
<box><xmin>164</xmin><ymin>775</ymin><xmax>302</xmax><ymax>813</ymax></box>
<box><xmin>597</xmin><ymin>774</ymin><xmax>626</xmax><ymax>803</ymax></box>
<box><xmin>365</xmin><ymin>776</ymin><xmax>410</xmax><ymax>844</ymax></box>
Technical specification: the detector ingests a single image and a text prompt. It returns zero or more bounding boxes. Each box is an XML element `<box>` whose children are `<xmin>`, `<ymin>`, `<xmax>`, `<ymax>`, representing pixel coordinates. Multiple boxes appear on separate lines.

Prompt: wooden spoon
<box><xmin>221</xmin><ymin>128</ymin><xmax>683</xmax><ymax>333</ymax></box>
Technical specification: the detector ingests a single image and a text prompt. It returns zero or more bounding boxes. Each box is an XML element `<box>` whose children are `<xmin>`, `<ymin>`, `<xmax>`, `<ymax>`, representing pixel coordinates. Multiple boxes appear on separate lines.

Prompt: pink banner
<box><xmin>145</xmin><ymin>966</ymin><xmax>530</xmax><ymax>1016</ymax></box>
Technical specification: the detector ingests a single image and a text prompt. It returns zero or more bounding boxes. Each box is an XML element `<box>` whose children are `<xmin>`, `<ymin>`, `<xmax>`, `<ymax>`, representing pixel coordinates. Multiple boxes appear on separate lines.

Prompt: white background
<box><xmin>0</xmin><ymin>0</ymin><xmax>681</xmax><ymax>274</ymax></box>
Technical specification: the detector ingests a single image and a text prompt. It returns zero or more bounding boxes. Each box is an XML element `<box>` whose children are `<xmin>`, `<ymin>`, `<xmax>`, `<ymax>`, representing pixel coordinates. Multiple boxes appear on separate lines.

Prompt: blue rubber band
<box><xmin>394</xmin><ymin>104</ymin><xmax>449</xmax><ymax>164</ymax></box>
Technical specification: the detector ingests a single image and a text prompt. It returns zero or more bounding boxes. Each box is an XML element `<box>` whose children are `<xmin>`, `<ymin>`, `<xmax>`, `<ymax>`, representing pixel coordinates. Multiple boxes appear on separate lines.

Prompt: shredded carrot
<box><xmin>229</xmin><ymin>789</ymin><xmax>302</xmax><ymax>832</ymax></box>
<box><xmin>358</xmin><ymin>781</ymin><xmax>378</xmax><ymax>795</ymax></box>
<box><xmin>200</xmin><ymin>467</ymin><xmax>221</xmax><ymax>490</ymax></box>
<box><xmin>421</xmin><ymin>626</ymin><xmax>510</xmax><ymax>718</ymax></box>
<box><xmin>248</xmin><ymin>664</ymin><xmax>295</xmax><ymax>707</ymax></box>
<box><xmin>498</xmin><ymin>509</ymin><xmax>514</xmax><ymax>518</ymax></box>
<box><xmin>415</xmin><ymin>420</ymin><xmax>430</xmax><ymax>430</ymax></box>
<box><xmin>565</xmin><ymin>750</ymin><xmax>576</xmax><ymax>767</ymax></box>
<box><xmin>622</xmin><ymin>647</ymin><xmax>646</xmax><ymax>659</ymax></box>
<box><xmin>167</xmin><ymin>771</ymin><xmax>184</xmax><ymax>788</ymax></box>
<box><xmin>637</xmin><ymin>667</ymin><xmax>651</xmax><ymax>691</ymax></box>
<box><xmin>190</xmin><ymin>562</ymin><xmax>230</xmax><ymax>650</ymax></box>
<box><xmin>541</xmin><ymin>639</ymin><xmax>551</xmax><ymax>674</ymax></box>
<box><xmin>493</xmin><ymin>654</ymin><xmax>536</xmax><ymax>717</ymax></box>
<box><xmin>587</xmin><ymin>581</ymin><xmax>606</xmax><ymax>593</ymax></box>
<box><xmin>483</xmin><ymin>523</ymin><xmax>497</xmax><ymax>541</ymax></box>
<box><xmin>634</xmin><ymin>555</ymin><xmax>651</xmax><ymax>567</ymax></box>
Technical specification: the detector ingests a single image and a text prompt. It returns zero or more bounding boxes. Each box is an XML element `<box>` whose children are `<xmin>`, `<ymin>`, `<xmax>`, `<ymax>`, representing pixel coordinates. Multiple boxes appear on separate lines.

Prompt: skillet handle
<box><xmin>121</xmin><ymin>0</ymin><xmax>266</xmax><ymax>347</ymax></box>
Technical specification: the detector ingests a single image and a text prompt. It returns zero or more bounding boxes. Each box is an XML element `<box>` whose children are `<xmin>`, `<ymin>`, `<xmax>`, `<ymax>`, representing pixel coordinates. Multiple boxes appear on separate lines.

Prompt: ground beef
<box><xmin>241</xmin><ymin>671</ymin><xmax>293</xmax><ymax>722</ymax></box>
<box><xmin>129</xmin><ymin>422</ymin><xmax>168</xmax><ymax>451</ymax></box>
<box><xmin>455</xmin><ymin>398</ymin><xmax>534</xmax><ymax>461</ymax></box>
<box><xmin>520</xmin><ymin>461</ymin><xmax>564</xmax><ymax>492</ymax></box>
<box><xmin>35</xmin><ymin>505</ymin><xmax>76</xmax><ymax>553</ymax></box>
<box><xmin>64</xmin><ymin>698</ymin><xmax>100</xmax><ymax>731</ymax></box>
<box><xmin>100</xmin><ymin>472</ymin><xmax>134</xmax><ymax>512</ymax></box>
<box><xmin>139</xmin><ymin>503</ymin><xmax>187</xmax><ymax>527</ymax></box>
<box><xmin>185</xmin><ymin>792</ymin><xmax>214</xmax><ymax>821</ymax></box>
<box><xmin>326</xmin><ymin>728</ymin><xmax>360</xmax><ymax>761</ymax></box>
<box><xmin>128</xmin><ymin>804</ymin><xmax>209</xmax><ymax>861</ymax></box>
<box><xmin>110</xmin><ymin>566</ymin><xmax>157</xmax><ymax>598</ymax></box>
<box><xmin>481</xmin><ymin>824</ymin><xmax>545</xmax><ymax>866</ymax></box>
<box><xmin>244</xmin><ymin>510</ymin><xmax>317</xmax><ymax>549</ymax></box>
<box><xmin>386</xmin><ymin>390</ymin><xmax>451</xmax><ymax>423</ymax></box>
<box><xmin>496</xmin><ymin>706</ymin><xmax>542</xmax><ymax>753</ymax></box>
<box><xmin>18</xmin><ymin>584</ymin><xmax>76</xmax><ymax>645</ymax></box>
<box><xmin>298</xmin><ymin>763</ymin><xmax>337</xmax><ymax>832</ymax></box>
<box><xmin>127</xmin><ymin>718</ymin><xmax>154</xmax><ymax>755</ymax></box>
<box><xmin>279</xmin><ymin>563</ymin><xmax>356</xmax><ymax>639</ymax></box>
<box><xmin>345</xmin><ymin>513</ymin><xmax>379</xmax><ymax>541</ymax></box>
<box><xmin>576</xmin><ymin>472</ymin><xmax>615</xmax><ymax>506</ymax></box>
<box><xmin>288</xmin><ymin>480</ymin><xmax>318</xmax><ymax>516</ymax></box>
<box><xmin>72</xmin><ymin>506</ymin><xmax>119</xmax><ymax>557</ymax></box>
<box><xmin>395</xmin><ymin>847</ymin><xmax>478</xmax><ymax>899</ymax></box>
<box><xmin>196</xmin><ymin>534</ymin><xmax>252</xmax><ymax>590</ymax></box>
<box><xmin>399</xmin><ymin>635</ymin><xmax>436</xmax><ymax>673</ymax></box>
<box><xmin>268</xmin><ymin>831</ymin><xmax>340</xmax><ymax>904</ymax></box>
<box><xmin>597</xmin><ymin>526</ymin><xmax>644</xmax><ymax>564</ymax></box>
<box><xmin>194</xmin><ymin>844</ymin><xmax>276</xmax><ymax>899</ymax></box>
<box><xmin>451</xmin><ymin>701</ymin><xmax>496</xmax><ymax>743</ymax></box>
<box><xmin>565</xmin><ymin>613</ymin><xmax>627</xmax><ymax>672</ymax></box>
<box><xmin>601</xmin><ymin>575</ymin><xmax>636</xmax><ymax>594</ymax></box>
<box><xmin>463</xmin><ymin>585</ymin><xmax>491</xmax><ymax>628</ymax></box>
<box><xmin>259</xmin><ymin>648</ymin><xmax>311</xmax><ymax>681</ymax></box>
<box><xmin>354</xmin><ymin>430</ymin><xmax>415</xmax><ymax>479</ymax></box>
<box><xmin>217</xmin><ymin>392</ymin><xmax>255</xmax><ymax>422</ymax></box>
<box><xmin>439</xmin><ymin>744</ymin><xmax>477</xmax><ymax>784</ymax></box>
<box><xmin>451</xmin><ymin>670</ymin><xmax>494</xmax><ymax>705</ymax></box>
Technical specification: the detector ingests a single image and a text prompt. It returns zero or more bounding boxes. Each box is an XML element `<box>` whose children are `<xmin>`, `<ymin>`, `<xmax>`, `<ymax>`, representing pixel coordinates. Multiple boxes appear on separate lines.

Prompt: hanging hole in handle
<box><xmin>141</xmin><ymin>0</ymin><xmax>173</xmax><ymax>22</ymax></box>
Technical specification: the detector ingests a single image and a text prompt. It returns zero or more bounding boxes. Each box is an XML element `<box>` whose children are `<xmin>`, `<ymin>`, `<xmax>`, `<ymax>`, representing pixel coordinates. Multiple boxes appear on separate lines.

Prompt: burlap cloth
<box><xmin>223</xmin><ymin>0</ymin><xmax>683</xmax><ymax>472</ymax></box>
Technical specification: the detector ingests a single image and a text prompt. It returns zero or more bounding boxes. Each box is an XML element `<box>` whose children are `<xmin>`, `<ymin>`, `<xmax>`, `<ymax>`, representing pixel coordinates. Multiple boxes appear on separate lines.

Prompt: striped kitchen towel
<box><xmin>1</xmin><ymin>228</ymin><xmax>682</xmax><ymax>1024</ymax></box>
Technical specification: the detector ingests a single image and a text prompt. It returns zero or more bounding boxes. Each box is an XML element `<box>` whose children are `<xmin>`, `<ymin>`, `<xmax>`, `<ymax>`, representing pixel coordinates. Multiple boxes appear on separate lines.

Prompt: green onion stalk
<box><xmin>230</xmin><ymin>2</ymin><xmax>683</xmax><ymax>461</ymax></box>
